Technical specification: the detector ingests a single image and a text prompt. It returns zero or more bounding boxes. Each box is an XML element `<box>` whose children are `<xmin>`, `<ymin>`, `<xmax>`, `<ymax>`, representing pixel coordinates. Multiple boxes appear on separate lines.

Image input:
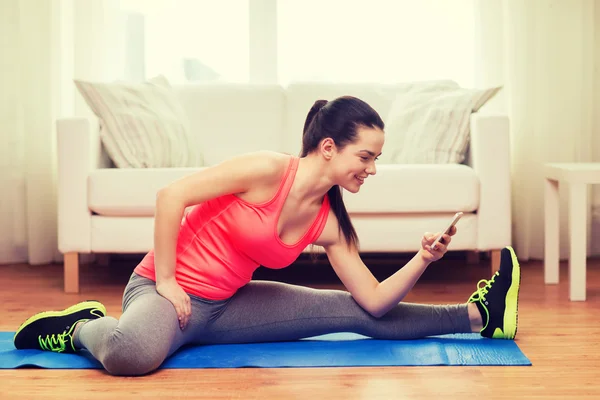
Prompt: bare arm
<box><xmin>154</xmin><ymin>151</ymin><xmax>282</xmax><ymax>283</ymax></box>
<box><xmin>371</xmin><ymin>253</ymin><xmax>432</xmax><ymax>317</ymax></box>
<box><xmin>316</xmin><ymin>211</ymin><xmax>453</xmax><ymax>318</ymax></box>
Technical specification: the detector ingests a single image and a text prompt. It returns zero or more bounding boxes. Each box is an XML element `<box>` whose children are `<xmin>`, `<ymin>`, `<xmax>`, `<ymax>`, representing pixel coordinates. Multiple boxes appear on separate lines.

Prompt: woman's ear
<box><xmin>320</xmin><ymin>138</ymin><xmax>336</xmax><ymax>160</ymax></box>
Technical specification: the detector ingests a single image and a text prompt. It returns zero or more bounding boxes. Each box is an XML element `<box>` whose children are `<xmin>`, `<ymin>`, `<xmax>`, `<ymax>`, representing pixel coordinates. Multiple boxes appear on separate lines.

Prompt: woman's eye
<box><xmin>360</xmin><ymin>156</ymin><xmax>369</xmax><ymax>161</ymax></box>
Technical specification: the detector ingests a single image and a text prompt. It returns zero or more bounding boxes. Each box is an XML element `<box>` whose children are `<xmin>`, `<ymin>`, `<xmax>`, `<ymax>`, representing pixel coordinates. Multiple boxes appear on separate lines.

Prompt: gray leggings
<box><xmin>74</xmin><ymin>272</ymin><xmax>471</xmax><ymax>376</ymax></box>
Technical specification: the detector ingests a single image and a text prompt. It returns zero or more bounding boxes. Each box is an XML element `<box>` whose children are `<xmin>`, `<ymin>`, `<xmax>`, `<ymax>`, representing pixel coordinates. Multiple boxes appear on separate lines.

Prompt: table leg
<box><xmin>544</xmin><ymin>178</ymin><xmax>560</xmax><ymax>284</ymax></box>
<box><xmin>568</xmin><ymin>182</ymin><xmax>587</xmax><ymax>301</ymax></box>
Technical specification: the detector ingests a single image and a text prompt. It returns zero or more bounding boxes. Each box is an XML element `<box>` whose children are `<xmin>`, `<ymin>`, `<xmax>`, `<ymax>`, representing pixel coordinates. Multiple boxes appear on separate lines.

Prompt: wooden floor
<box><xmin>1</xmin><ymin>254</ymin><xmax>600</xmax><ymax>399</ymax></box>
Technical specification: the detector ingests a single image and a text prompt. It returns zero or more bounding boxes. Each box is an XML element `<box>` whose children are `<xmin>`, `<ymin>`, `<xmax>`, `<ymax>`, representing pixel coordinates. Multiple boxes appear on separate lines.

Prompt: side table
<box><xmin>544</xmin><ymin>163</ymin><xmax>600</xmax><ymax>301</ymax></box>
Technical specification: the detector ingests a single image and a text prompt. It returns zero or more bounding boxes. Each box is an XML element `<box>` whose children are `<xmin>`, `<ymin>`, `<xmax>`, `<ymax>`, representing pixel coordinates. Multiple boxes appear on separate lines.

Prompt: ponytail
<box><xmin>327</xmin><ymin>185</ymin><xmax>359</xmax><ymax>249</ymax></box>
<box><xmin>300</xmin><ymin>97</ymin><xmax>384</xmax><ymax>249</ymax></box>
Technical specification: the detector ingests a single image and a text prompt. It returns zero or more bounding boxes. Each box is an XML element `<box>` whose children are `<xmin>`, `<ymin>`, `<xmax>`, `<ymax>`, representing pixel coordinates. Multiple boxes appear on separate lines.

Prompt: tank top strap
<box><xmin>303</xmin><ymin>193</ymin><xmax>331</xmax><ymax>245</ymax></box>
<box><xmin>272</xmin><ymin>155</ymin><xmax>299</xmax><ymax>207</ymax></box>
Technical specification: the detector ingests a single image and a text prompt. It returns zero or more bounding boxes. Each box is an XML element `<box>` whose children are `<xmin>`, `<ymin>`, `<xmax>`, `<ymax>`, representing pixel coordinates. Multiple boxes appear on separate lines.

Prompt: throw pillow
<box><xmin>74</xmin><ymin>75</ymin><xmax>202</xmax><ymax>168</ymax></box>
<box><xmin>383</xmin><ymin>86</ymin><xmax>501</xmax><ymax>164</ymax></box>
<box><xmin>377</xmin><ymin>82</ymin><xmax>462</xmax><ymax>163</ymax></box>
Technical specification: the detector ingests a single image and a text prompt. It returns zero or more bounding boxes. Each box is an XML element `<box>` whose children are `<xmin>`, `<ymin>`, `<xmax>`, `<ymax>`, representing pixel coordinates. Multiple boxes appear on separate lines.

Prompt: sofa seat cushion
<box><xmin>89</xmin><ymin>164</ymin><xmax>479</xmax><ymax>217</ymax></box>
<box><xmin>89</xmin><ymin>168</ymin><xmax>204</xmax><ymax>216</ymax></box>
<box><xmin>343</xmin><ymin>164</ymin><xmax>479</xmax><ymax>213</ymax></box>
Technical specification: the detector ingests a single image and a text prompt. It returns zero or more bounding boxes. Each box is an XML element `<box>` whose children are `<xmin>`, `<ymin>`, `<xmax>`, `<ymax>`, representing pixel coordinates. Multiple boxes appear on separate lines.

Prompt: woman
<box><xmin>13</xmin><ymin>96</ymin><xmax>520</xmax><ymax>376</ymax></box>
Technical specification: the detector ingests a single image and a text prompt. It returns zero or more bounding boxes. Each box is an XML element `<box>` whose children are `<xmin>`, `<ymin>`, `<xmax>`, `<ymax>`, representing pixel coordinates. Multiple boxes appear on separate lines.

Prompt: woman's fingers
<box><xmin>422</xmin><ymin>233</ymin><xmax>431</xmax><ymax>248</ymax></box>
<box><xmin>184</xmin><ymin>295</ymin><xmax>192</xmax><ymax>329</ymax></box>
<box><xmin>174</xmin><ymin>295</ymin><xmax>189</xmax><ymax>330</ymax></box>
<box><xmin>432</xmin><ymin>234</ymin><xmax>451</xmax><ymax>251</ymax></box>
<box><xmin>178</xmin><ymin>299</ymin><xmax>188</xmax><ymax>330</ymax></box>
<box><xmin>422</xmin><ymin>231</ymin><xmax>453</xmax><ymax>259</ymax></box>
<box><xmin>175</xmin><ymin>304</ymin><xmax>185</xmax><ymax>329</ymax></box>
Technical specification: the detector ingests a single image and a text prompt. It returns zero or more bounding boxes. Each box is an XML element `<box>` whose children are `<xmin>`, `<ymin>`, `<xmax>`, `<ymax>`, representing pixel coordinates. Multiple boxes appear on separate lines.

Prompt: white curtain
<box><xmin>0</xmin><ymin>0</ymin><xmax>61</xmax><ymax>264</ymax></box>
<box><xmin>0</xmin><ymin>0</ymin><xmax>123</xmax><ymax>265</ymax></box>
<box><xmin>475</xmin><ymin>0</ymin><xmax>600</xmax><ymax>261</ymax></box>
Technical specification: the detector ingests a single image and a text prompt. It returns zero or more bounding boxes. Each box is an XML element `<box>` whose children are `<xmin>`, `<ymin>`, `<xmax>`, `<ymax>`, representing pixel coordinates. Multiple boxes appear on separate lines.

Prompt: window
<box><xmin>120</xmin><ymin>0</ymin><xmax>249</xmax><ymax>83</ymax></box>
<box><xmin>277</xmin><ymin>0</ymin><xmax>476</xmax><ymax>86</ymax></box>
<box><xmin>119</xmin><ymin>0</ymin><xmax>475</xmax><ymax>86</ymax></box>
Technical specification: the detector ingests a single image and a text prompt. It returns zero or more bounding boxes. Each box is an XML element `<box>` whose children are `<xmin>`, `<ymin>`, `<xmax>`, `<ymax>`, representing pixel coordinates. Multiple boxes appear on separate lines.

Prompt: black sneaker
<box><xmin>467</xmin><ymin>246</ymin><xmax>521</xmax><ymax>339</ymax></box>
<box><xmin>13</xmin><ymin>300</ymin><xmax>106</xmax><ymax>353</ymax></box>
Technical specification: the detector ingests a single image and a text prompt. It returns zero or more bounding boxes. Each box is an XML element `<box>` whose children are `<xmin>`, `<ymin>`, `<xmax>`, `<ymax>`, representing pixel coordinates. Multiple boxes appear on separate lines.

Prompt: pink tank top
<box><xmin>134</xmin><ymin>155</ymin><xmax>331</xmax><ymax>300</ymax></box>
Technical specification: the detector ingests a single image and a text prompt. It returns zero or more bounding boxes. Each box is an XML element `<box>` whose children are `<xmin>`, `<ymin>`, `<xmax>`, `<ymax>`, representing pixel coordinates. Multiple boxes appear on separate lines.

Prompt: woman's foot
<box><xmin>467</xmin><ymin>246</ymin><xmax>521</xmax><ymax>339</ymax></box>
<box><xmin>467</xmin><ymin>302</ymin><xmax>484</xmax><ymax>333</ymax></box>
<box><xmin>13</xmin><ymin>300</ymin><xmax>106</xmax><ymax>353</ymax></box>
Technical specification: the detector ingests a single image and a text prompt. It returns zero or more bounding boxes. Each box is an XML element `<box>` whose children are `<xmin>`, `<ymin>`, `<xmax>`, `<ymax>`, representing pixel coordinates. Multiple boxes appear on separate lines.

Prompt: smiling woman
<box><xmin>13</xmin><ymin>94</ymin><xmax>521</xmax><ymax>377</ymax></box>
<box><xmin>300</xmin><ymin>96</ymin><xmax>385</xmax><ymax>248</ymax></box>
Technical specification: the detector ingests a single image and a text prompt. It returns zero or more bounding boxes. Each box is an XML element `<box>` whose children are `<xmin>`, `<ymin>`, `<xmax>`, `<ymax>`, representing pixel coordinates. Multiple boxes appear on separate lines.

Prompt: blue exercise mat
<box><xmin>0</xmin><ymin>332</ymin><xmax>531</xmax><ymax>369</ymax></box>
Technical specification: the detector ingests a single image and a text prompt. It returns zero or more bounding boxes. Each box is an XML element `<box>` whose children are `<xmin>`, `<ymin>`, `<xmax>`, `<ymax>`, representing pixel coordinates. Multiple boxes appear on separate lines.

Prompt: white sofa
<box><xmin>56</xmin><ymin>82</ymin><xmax>512</xmax><ymax>293</ymax></box>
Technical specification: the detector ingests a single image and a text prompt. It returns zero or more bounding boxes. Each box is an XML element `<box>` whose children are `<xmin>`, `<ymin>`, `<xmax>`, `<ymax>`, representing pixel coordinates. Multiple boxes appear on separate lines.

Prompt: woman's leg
<box><xmin>73</xmin><ymin>289</ymin><xmax>177</xmax><ymax>374</ymax></box>
<box><xmin>14</xmin><ymin>273</ymin><xmax>216</xmax><ymax>376</ymax></box>
<box><xmin>200</xmin><ymin>280</ymin><xmax>472</xmax><ymax>344</ymax></box>
<box><xmin>72</xmin><ymin>273</ymin><xmax>207</xmax><ymax>376</ymax></box>
<box><xmin>201</xmin><ymin>246</ymin><xmax>520</xmax><ymax>344</ymax></box>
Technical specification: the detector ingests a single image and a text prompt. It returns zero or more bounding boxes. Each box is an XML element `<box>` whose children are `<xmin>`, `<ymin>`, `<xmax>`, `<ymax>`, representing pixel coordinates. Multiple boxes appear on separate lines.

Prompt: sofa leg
<box><xmin>64</xmin><ymin>252</ymin><xmax>79</xmax><ymax>293</ymax></box>
<box><xmin>491</xmin><ymin>249</ymin><xmax>501</xmax><ymax>275</ymax></box>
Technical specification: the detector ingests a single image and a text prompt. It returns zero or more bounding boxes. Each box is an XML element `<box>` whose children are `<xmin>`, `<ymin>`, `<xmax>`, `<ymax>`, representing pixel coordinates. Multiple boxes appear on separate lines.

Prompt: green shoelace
<box><xmin>38</xmin><ymin>332</ymin><xmax>70</xmax><ymax>353</ymax></box>
<box><xmin>468</xmin><ymin>271</ymin><xmax>499</xmax><ymax>304</ymax></box>
<box><xmin>37</xmin><ymin>321</ymin><xmax>83</xmax><ymax>353</ymax></box>
<box><xmin>468</xmin><ymin>271</ymin><xmax>500</xmax><ymax>331</ymax></box>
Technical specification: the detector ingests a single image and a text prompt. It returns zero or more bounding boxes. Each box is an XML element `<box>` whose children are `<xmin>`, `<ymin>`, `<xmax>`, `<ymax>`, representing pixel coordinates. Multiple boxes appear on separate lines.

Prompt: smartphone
<box><xmin>431</xmin><ymin>212</ymin><xmax>463</xmax><ymax>250</ymax></box>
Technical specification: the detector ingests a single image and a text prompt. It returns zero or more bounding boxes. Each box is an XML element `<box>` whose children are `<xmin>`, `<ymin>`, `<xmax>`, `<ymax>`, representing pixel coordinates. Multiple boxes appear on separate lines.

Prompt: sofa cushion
<box><xmin>383</xmin><ymin>86</ymin><xmax>501</xmax><ymax>164</ymax></box>
<box><xmin>342</xmin><ymin>164</ymin><xmax>479</xmax><ymax>213</ymax></box>
<box><xmin>174</xmin><ymin>84</ymin><xmax>286</xmax><ymax>166</ymax></box>
<box><xmin>75</xmin><ymin>75</ymin><xmax>201</xmax><ymax>168</ymax></box>
<box><xmin>88</xmin><ymin>163</ymin><xmax>478</xmax><ymax>216</ymax></box>
<box><xmin>89</xmin><ymin>168</ymin><xmax>203</xmax><ymax>216</ymax></box>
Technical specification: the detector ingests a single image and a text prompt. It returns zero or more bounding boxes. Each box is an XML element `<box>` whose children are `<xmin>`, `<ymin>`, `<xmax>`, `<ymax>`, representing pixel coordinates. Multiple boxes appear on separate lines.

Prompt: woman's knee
<box><xmin>101</xmin><ymin>328</ymin><xmax>170</xmax><ymax>376</ymax></box>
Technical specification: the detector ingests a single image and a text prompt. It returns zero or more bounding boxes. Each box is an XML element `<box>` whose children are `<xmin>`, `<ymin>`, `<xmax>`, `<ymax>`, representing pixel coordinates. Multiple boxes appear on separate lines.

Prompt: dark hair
<box><xmin>300</xmin><ymin>96</ymin><xmax>384</xmax><ymax>250</ymax></box>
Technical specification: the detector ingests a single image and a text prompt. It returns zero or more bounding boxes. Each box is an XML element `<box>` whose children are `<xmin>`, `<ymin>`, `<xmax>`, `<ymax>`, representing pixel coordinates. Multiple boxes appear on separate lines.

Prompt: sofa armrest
<box><xmin>56</xmin><ymin>117</ymin><xmax>98</xmax><ymax>253</ymax></box>
<box><xmin>468</xmin><ymin>113</ymin><xmax>512</xmax><ymax>250</ymax></box>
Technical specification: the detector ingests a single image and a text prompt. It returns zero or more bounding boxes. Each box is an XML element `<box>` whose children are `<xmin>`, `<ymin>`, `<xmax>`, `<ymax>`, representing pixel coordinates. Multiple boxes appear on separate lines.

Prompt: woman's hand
<box><xmin>419</xmin><ymin>225</ymin><xmax>457</xmax><ymax>263</ymax></box>
<box><xmin>156</xmin><ymin>278</ymin><xmax>191</xmax><ymax>330</ymax></box>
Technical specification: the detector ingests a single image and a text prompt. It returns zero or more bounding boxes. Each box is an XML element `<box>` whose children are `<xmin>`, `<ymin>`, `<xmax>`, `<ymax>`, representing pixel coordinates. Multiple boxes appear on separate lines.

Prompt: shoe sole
<box><xmin>13</xmin><ymin>300</ymin><xmax>106</xmax><ymax>341</ymax></box>
<box><xmin>503</xmin><ymin>246</ymin><xmax>520</xmax><ymax>339</ymax></box>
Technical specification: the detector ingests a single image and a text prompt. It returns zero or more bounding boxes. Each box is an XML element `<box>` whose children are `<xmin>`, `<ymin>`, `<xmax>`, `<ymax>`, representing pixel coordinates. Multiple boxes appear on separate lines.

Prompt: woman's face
<box><xmin>329</xmin><ymin>126</ymin><xmax>385</xmax><ymax>193</ymax></box>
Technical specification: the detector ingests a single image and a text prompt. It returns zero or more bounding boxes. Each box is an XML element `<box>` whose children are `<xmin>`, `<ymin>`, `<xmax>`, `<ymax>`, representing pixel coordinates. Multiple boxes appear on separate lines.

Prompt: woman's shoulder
<box><xmin>236</xmin><ymin>150</ymin><xmax>292</xmax><ymax>180</ymax></box>
<box><xmin>257</xmin><ymin>150</ymin><xmax>294</xmax><ymax>167</ymax></box>
<box><xmin>218</xmin><ymin>151</ymin><xmax>293</xmax><ymax>198</ymax></box>
<box><xmin>220</xmin><ymin>150</ymin><xmax>290</xmax><ymax>175</ymax></box>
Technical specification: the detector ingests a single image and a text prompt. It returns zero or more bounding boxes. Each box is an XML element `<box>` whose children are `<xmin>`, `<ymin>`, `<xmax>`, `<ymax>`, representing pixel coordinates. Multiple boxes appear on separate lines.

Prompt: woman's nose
<box><xmin>366</xmin><ymin>163</ymin><xmax>377</xmax><ymax>176</ymax></box>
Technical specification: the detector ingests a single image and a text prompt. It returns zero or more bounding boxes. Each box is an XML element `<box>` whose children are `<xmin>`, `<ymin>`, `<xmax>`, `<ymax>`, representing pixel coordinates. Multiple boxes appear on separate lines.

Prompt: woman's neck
<box><xmin>292</xmin><ymin>154</ymin><xmax>333</xmax><ymax>206</ymax></box>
